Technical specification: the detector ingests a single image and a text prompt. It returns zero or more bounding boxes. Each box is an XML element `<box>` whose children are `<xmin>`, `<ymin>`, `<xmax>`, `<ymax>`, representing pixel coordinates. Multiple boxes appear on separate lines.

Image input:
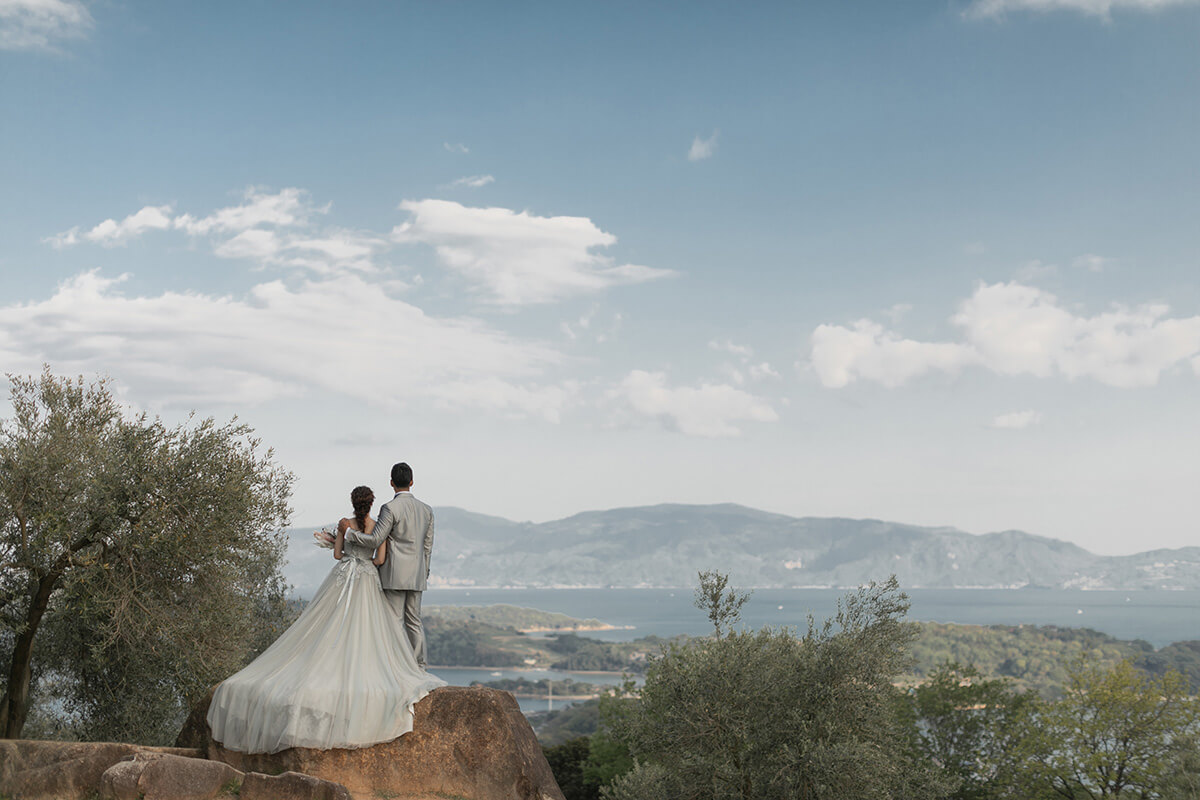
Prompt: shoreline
<box><xmin>516</xmin><ymin>624</ymin><xmax>634</xmax><ymax>633</ymax></box>
<box><xmin>428</xmin><ymin>665</ymin><xmax>635</xmax><ymax>677</ymax></box>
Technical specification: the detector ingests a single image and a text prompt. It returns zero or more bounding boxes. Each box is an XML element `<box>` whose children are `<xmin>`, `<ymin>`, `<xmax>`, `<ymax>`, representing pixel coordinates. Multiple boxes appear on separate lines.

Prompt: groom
<box><xmin>344</xmin><ymin>461</ymin><xmax>435</xmax><ymax>667</ymax></box>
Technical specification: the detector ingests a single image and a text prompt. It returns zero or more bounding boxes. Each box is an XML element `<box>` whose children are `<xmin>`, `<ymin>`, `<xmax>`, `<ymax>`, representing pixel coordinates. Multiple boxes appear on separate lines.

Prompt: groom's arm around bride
<box><xmin>345</xmin><ymin>461</ymin><xmax>435</xmax><ymax>668</ymax></box>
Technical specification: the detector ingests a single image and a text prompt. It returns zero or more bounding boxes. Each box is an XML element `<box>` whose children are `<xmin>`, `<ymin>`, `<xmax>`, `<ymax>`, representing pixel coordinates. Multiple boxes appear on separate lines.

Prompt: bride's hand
<box><xmin>312</xmin><ymin>530</ymin><xmax>336</xmax><ymax>549</ymax></box>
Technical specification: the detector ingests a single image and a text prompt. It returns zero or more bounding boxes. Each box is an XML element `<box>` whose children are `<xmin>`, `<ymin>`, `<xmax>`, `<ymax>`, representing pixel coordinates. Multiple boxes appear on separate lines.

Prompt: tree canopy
<box><xmin>605</xmin><ymin>574</ymin><xmax>953</xmax><ymax>800</ymax></box>
<box><xmin>0</xmin><ymin>369</ymin><xmax>294</xmax><ymax>743</ymax></box>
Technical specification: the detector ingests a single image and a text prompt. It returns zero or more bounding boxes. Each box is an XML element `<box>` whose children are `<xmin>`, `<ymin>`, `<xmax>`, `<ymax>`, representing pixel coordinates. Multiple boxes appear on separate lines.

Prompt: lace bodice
<box><xmin>342</xmin><ymin>528</ymin><xmax>377</xmax><ymax>562</ymax></box>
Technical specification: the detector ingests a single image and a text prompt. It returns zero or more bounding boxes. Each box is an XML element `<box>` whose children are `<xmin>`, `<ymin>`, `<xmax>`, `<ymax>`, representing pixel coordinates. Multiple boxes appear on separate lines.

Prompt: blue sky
<box><xmin>2</xmin><ymin>0</ymin><xmax>1198</xmax><ymax>556</ymax></box>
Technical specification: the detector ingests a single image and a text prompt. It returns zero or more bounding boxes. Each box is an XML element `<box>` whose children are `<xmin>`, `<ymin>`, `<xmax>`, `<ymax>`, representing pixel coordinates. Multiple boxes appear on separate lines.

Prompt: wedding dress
<box><xmin>206</xmin><ymin>534</ymin><xmax>445</xmax><ymax>753</ymax></box>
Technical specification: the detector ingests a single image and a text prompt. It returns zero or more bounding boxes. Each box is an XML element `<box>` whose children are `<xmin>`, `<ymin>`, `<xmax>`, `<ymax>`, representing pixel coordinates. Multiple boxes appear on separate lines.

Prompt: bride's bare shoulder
<box><xmin>363</xmin><ymin>516</ymin><xmax>376</xmax><ymax>534</ymax></box>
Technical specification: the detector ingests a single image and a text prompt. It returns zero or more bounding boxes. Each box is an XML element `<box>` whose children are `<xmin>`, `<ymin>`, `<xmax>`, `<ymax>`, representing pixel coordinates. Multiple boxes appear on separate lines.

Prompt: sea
<box><xmin>424</xmin><ymin>587</ymin><xmax>1200</xmax><ymax>712</ymax></box>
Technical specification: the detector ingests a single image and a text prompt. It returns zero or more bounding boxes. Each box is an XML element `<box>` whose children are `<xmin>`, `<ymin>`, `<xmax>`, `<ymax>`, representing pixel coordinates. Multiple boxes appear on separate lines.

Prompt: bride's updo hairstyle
<box><xmin>350</xmin><ymin>485</ymin><xmax>374</xmax><ymax>533</ymax></box>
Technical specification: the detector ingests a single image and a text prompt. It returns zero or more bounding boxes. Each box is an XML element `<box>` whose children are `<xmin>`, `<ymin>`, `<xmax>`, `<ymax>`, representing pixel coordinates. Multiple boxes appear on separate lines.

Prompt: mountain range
<box><xmin>282</xmin><ymin>503</ymin><xmax>1200</xmax><ymax>596</ymax></box>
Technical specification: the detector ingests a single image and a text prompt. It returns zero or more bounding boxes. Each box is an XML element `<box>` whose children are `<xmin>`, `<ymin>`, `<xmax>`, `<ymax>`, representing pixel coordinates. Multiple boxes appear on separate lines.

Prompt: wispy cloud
<box><xmin>0</xmin><ymin>270</ymin><xmax>570</xmax><ymax>419</ymax></box>
<box><xmin>709</xmin><ymin>339</ymin><xmax>778</xmax><ymax>383</ymax></box>
<box><xmin>443</xmin><ymin>142</ymin><xmax>470</xmax><ymax>154</ymax></box>
<box><xmin>392</xmin><ymin>199</ymin><xmax>676</xmax><ymax>305</ymax></box>
<box><xmin>46</xmin><ymin>189</ymin><xmax>680</xmax><ymax>297</ymax></box>
<box><xmin>964</xmin><ymin>0</ymin><xmax>1200</xmax><ymax>19</ymax></box>
<box><xmin>46</xmin><ymin>204</ymin><xmax>174</xmax><ymax>247</ymax></box>
<box><xmin>748</xmin><ymin>362</ymin><xmax>780</xmax><ymax>381</ymax></box>
<box><xmin>709</xmin><ymin>339</ymin><xmax>753</xmax><ymax>358</ymax></box>
<box><xmin>990</xmin><ymin>410</ymin><xmax>1043</xmax><ymax>429</ymax></box>
<box><xmin>1074</xmin><ymin>253</ymin><xmax>1111</xmax><ymax>272</ymax></box>
<box><xmin>810</xmin><ymin>281</ymin><xmax>1200</xmax><ymax>388</ymax></box>
<box><xmin>687</xmin><ymin>130</ymin><xmax>719</xmax><ymax>162</ymax></box>
<box><xmin>1014</xmin><ymin>259</ymin><xmax>1057</xmax><ymax>282</ymax></box>
<box><xmin>174</xmin><ymin>187</ymin><xmax>323</xmax><ymax>235</ymax></box>
<box><xmin>0</xmin><ymin>0</ymin><xmax>91</xmax><ymax>52</ymax></box>
<box><xmin>610</xmin><ymin>370</ymin><xmax>777</xmax><ymax>437</ymax></box>
<box><xmin>450</xmin><ymin>174</ymin><xmax>495</xmax><ymax>189</ymax></box>
<box><xmin>47</xmin><ymin>188</ymin><xmax>383</xmax><ymax>275</ymax></box>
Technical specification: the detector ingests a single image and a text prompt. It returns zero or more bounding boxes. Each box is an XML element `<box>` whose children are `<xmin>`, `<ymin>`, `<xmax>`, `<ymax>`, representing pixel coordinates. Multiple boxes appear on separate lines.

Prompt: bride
<box><xmin>207</xmin><ymin>485</ymin><xmax>445</xmax><ymax>754</ymax></box>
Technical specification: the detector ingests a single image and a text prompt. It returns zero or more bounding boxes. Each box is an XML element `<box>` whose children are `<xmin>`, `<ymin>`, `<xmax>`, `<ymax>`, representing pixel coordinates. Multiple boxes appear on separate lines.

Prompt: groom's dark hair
<box><xmin>391</xmin><ymin>462</ymin><xmax>413</xmax><ymax>488</ymax></box>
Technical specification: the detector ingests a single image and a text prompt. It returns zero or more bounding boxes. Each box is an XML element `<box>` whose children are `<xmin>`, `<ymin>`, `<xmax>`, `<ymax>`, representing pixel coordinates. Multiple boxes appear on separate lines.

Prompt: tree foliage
<box><xmin>0</xmin><ymin>370</ymin><xmax>293</xmax><ymax>743</ymax></box>
<box><xmin>544</xmin><ymin>736</ymin><xmax>602</xmax><ymax>800</ymax></box>
<box><xmin>606</xmin><ymin>574</ymin><xmax>953</xmax><ymax>800</ymax></box>
<box><xmin>905</xmin><ymin>663</ymin><xmax>1034</xmax><ymax>800</ymax></box>
<box><xmin>1011</xmin><ymin>659</ymin><xmax>1200</xmax><ymax>799</ymax></box>
<box><xmin>693</xmin><ymin>569</ymin><xmax>750</xmax><ymax>636</ymax></box>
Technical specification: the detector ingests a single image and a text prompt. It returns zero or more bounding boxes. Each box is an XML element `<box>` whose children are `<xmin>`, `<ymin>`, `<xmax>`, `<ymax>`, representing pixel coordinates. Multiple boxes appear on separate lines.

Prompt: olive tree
<box><xmin>1011</xmin><ymin>659</ymin><xmax>1200</xmax><ymax>799</ymax></box>
<box><xmin>0</xmin><ymin>370</ymin><xmax>293</xmax><ymax>742</ymax></box>
<box><xmin>606</xmin><ymin>574</ymin><xmax>953</xmax><ymax>800</ymax></box>
<box><xmin>906</xmin><ymin>662</ymin><xmax>1035</xmax><ymax>800</ymax></box>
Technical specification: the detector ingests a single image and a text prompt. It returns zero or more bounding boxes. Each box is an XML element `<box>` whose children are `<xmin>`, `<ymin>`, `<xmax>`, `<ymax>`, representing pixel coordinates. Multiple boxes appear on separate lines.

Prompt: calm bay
<box><xmin>427</xmin><ymin>587</ymin><xmax>1200</xmax><ymax>649</ymax></box>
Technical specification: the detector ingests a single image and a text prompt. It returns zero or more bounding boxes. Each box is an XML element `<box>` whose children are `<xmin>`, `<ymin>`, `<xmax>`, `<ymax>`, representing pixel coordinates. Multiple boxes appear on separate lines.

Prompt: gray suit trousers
<box><xmin>384</xmin><ymin>589</ymin><xmax>426</xmax><ymax>668</ymax></box>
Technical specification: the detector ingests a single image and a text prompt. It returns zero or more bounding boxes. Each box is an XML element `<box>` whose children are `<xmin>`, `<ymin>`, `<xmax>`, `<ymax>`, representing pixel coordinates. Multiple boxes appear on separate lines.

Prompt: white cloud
<box><xmin>748</xmin><ymin>362</ymin><xmax>780</xmax><ymax>380</ymax></box>
<box><xmin>709</xmin><ymin>340</ymin><xmax>778</xmax><ymax>382</ymax></box>
<box><xmin>0</xmin><ymin>270</ymin><xmax>570</xmax><ymax>419</ymax></box>
<box><xmin>1014</xmin><ymin>259</ymin><xmax>1057</xmax><ymax>282</ymax></box>
<box><xmin>709</xmin><ymin>339</ymin><xmax>753</xmax><ymax>358</ymax></box>
<box><xmin>392</xmin><ymin>199</ymin><xmax>676</xmax><ymax>305</ymax></box>
<box><xmin>50</xmin><ymin>188</ymin><xmax>320</xmax><ymax>245</ymax></box>
<box><xmin>810</xmin><ymin>320</ymin><xmax>976</xmax><ymax>388</ymax></box>
<box><xmin>688</xmin><ymin>130</ymin><xmax>719</xmax><ymax>162</ymax></box>
<box><xmin>0</xmin><ymin>0</ymin><xmax>91</xmax><ymax>51</ymax></box>
<box><xmin>810</xmin><ymin>281</ymin><xmax>1200</xmax><ymax>388</ymax></box>
<box><xmin>48</xmin><ymin>190</ymin><xmax>672</xmax><ymax>295</ymax></box>
<box><xmin>212</xmin><ymin>228</ymin><xmax>281</xmax><ymax>262</ymax></box>
<box><xmin>444</xmin><ymin>142</ymin><xmax>470</xmax><ymax>154</ymax></box>
<box><xmin>611</xmin><ymin>370</ymin><xmax>778</xmax><ymax>437</ymax></box>
<box><xmin>1074</xmin><ymin>253</ymin><xmax>1110</xmax><ymax>272</ymax></box>
<box><xmin>174</xmin><ymin>187</ymin><xmax>320</xmax><ymax>235</ymax></box>
<box><xmin>46</xmin><ymin>205</ymin><xmax>173</xmax><ymax>248</ymax></box>
<box><xmin>990</xmin><ymin>410</ymin><xmax>1043</xmax><ymax>429</ymax></box>
<box><xmin>883</xmin><ymin>303</ymin><xmax>913</xmax><ymax>324</ymax></box>
<box><xmin>213</xmin><ymin>228</ymin><xmax>387</xmax><ymax>275</ymax></box>
<box><xmin>450</xmin><ymin>175</ymin><xmax>495</xmax><ymax>189</ymax></box>
<box><xmin>964</xmin><ymin>0</ymin><xmax>1199</xmax><ymax>19</ymax></box>
<box><xmin>47</xmin><ymin>189</ymin><xmax>385</xmax><ymax>275</ymax></box>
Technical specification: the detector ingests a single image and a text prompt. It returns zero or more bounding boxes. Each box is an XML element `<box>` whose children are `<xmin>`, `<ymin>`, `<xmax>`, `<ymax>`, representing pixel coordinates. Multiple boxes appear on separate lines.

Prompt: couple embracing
<box><xmin>207</xmin><ymin>462</ymin><xmax>446</xmax><ymax>755</ymax></box>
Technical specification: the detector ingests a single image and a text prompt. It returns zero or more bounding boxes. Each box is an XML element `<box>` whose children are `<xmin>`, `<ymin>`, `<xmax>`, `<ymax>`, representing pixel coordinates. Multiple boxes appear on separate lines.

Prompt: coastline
<box><xmin>516</xmin><ymin>624</ymin><xmax>634</xmax><ymax>633</ymax></box>
<box><xmin>429</xmin><ymin>665</ymin><xmax>632</xmax><ymax>677</ymax></box>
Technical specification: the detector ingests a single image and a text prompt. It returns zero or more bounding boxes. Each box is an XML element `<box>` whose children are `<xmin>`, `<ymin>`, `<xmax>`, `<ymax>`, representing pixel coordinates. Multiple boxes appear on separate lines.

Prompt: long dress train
<box><xmin>206</xmin><ymin>536</ymin><xmax>445</xmax><ymax>754</ymax></box>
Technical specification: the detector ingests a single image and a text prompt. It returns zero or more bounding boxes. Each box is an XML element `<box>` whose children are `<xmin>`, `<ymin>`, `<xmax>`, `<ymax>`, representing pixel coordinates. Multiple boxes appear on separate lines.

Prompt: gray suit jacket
<box><xmin>345</xmin><ymin>491</ymin><xmax>434</xmax><ymax>591</ymax></box>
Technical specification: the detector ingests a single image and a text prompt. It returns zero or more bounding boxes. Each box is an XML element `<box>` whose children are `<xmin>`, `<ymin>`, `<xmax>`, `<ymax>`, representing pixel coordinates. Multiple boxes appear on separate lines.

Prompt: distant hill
<box><xmin>282</xmin><ymin>503</ymin><xmax>1200</xmax><ymax>594</ymax></box>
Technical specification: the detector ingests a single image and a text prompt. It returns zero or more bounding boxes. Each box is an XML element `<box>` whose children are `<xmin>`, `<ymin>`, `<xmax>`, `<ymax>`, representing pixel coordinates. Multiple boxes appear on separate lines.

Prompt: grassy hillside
<box><xmin>425</xmin><ymin>607</ymin><xmax>1200</xmax><ymax>698</ymax></box>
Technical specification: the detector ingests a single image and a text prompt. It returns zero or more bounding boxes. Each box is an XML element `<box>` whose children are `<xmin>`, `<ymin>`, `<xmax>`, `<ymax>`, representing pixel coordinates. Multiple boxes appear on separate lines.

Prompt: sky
<box><xmin>1</xmin><ymin>0</ymin><xmax>1198</xmax><ymax>555</ymax></box>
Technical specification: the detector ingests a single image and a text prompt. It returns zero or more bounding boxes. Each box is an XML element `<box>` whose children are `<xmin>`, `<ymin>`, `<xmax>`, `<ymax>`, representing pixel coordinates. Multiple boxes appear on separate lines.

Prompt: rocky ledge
<box><xmin>1</xmin><ymin>686</ymin><xmax>564</xmax><ymax>800</ymax></box>
<box><xmin>181</xmin><ymin>685</ymin><xmax>565</xmax><ymax>800</ymax></box>
<box><xmin>0</xmin><ymin>741</ymin><xmax>349</xmax><ymax>800</ymax></box>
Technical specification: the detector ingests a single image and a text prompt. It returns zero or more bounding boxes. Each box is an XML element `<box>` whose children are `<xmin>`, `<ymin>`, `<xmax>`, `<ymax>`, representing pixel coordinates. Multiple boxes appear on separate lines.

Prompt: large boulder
<box><xmin>0</xmin><ymin>740</ymin><xmax>202</xmax><ymax>800</ymax></box>
<box><xmin>0</xmin><ymin>740</ymin><xmax>352</xmax><ymax>800</ymax></box>
<box><xmin>199</xmin><ymin>686</ymin><xmax>565</xmax><ymax>800</ymax></box>
<box><xmin>99</xmin><ymin>752</ymin><xmax>242</xmax><ymax>800</ymax></box>
<box><xmin>98</xmin><ymin>753</ymin><xmax>351</xmax><ymax>800</ymax></box>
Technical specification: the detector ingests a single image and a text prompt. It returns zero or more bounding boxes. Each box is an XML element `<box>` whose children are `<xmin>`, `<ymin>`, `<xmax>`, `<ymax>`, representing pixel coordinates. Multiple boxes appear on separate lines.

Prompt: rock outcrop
<box><xmin>1</xmin><ymin>685</ymin><xmax>563</xmax><ymax>800</ymax></box>
<box><xmin>0</xmin><ymin>740</ymin><xmax>201</xmax><ymax>800</ymax></box>
<box><xmin>0</xmin><ymin>743</ymin><xmax>352</xmax><ymax>800</ymax></box>
<box><xmin>99</xmin><ymin>751</ymin><xmax>351</xmax><ymax>800</ymax></box>
<box><xmin>100</xmin><ymin>751</ymin><xmax>242</xmax><ymax>800</ymax></box>
<box><xmin>198</xmin><ymin>686</ymin><xmax>565</xmax><ymax>800</ymax></box>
